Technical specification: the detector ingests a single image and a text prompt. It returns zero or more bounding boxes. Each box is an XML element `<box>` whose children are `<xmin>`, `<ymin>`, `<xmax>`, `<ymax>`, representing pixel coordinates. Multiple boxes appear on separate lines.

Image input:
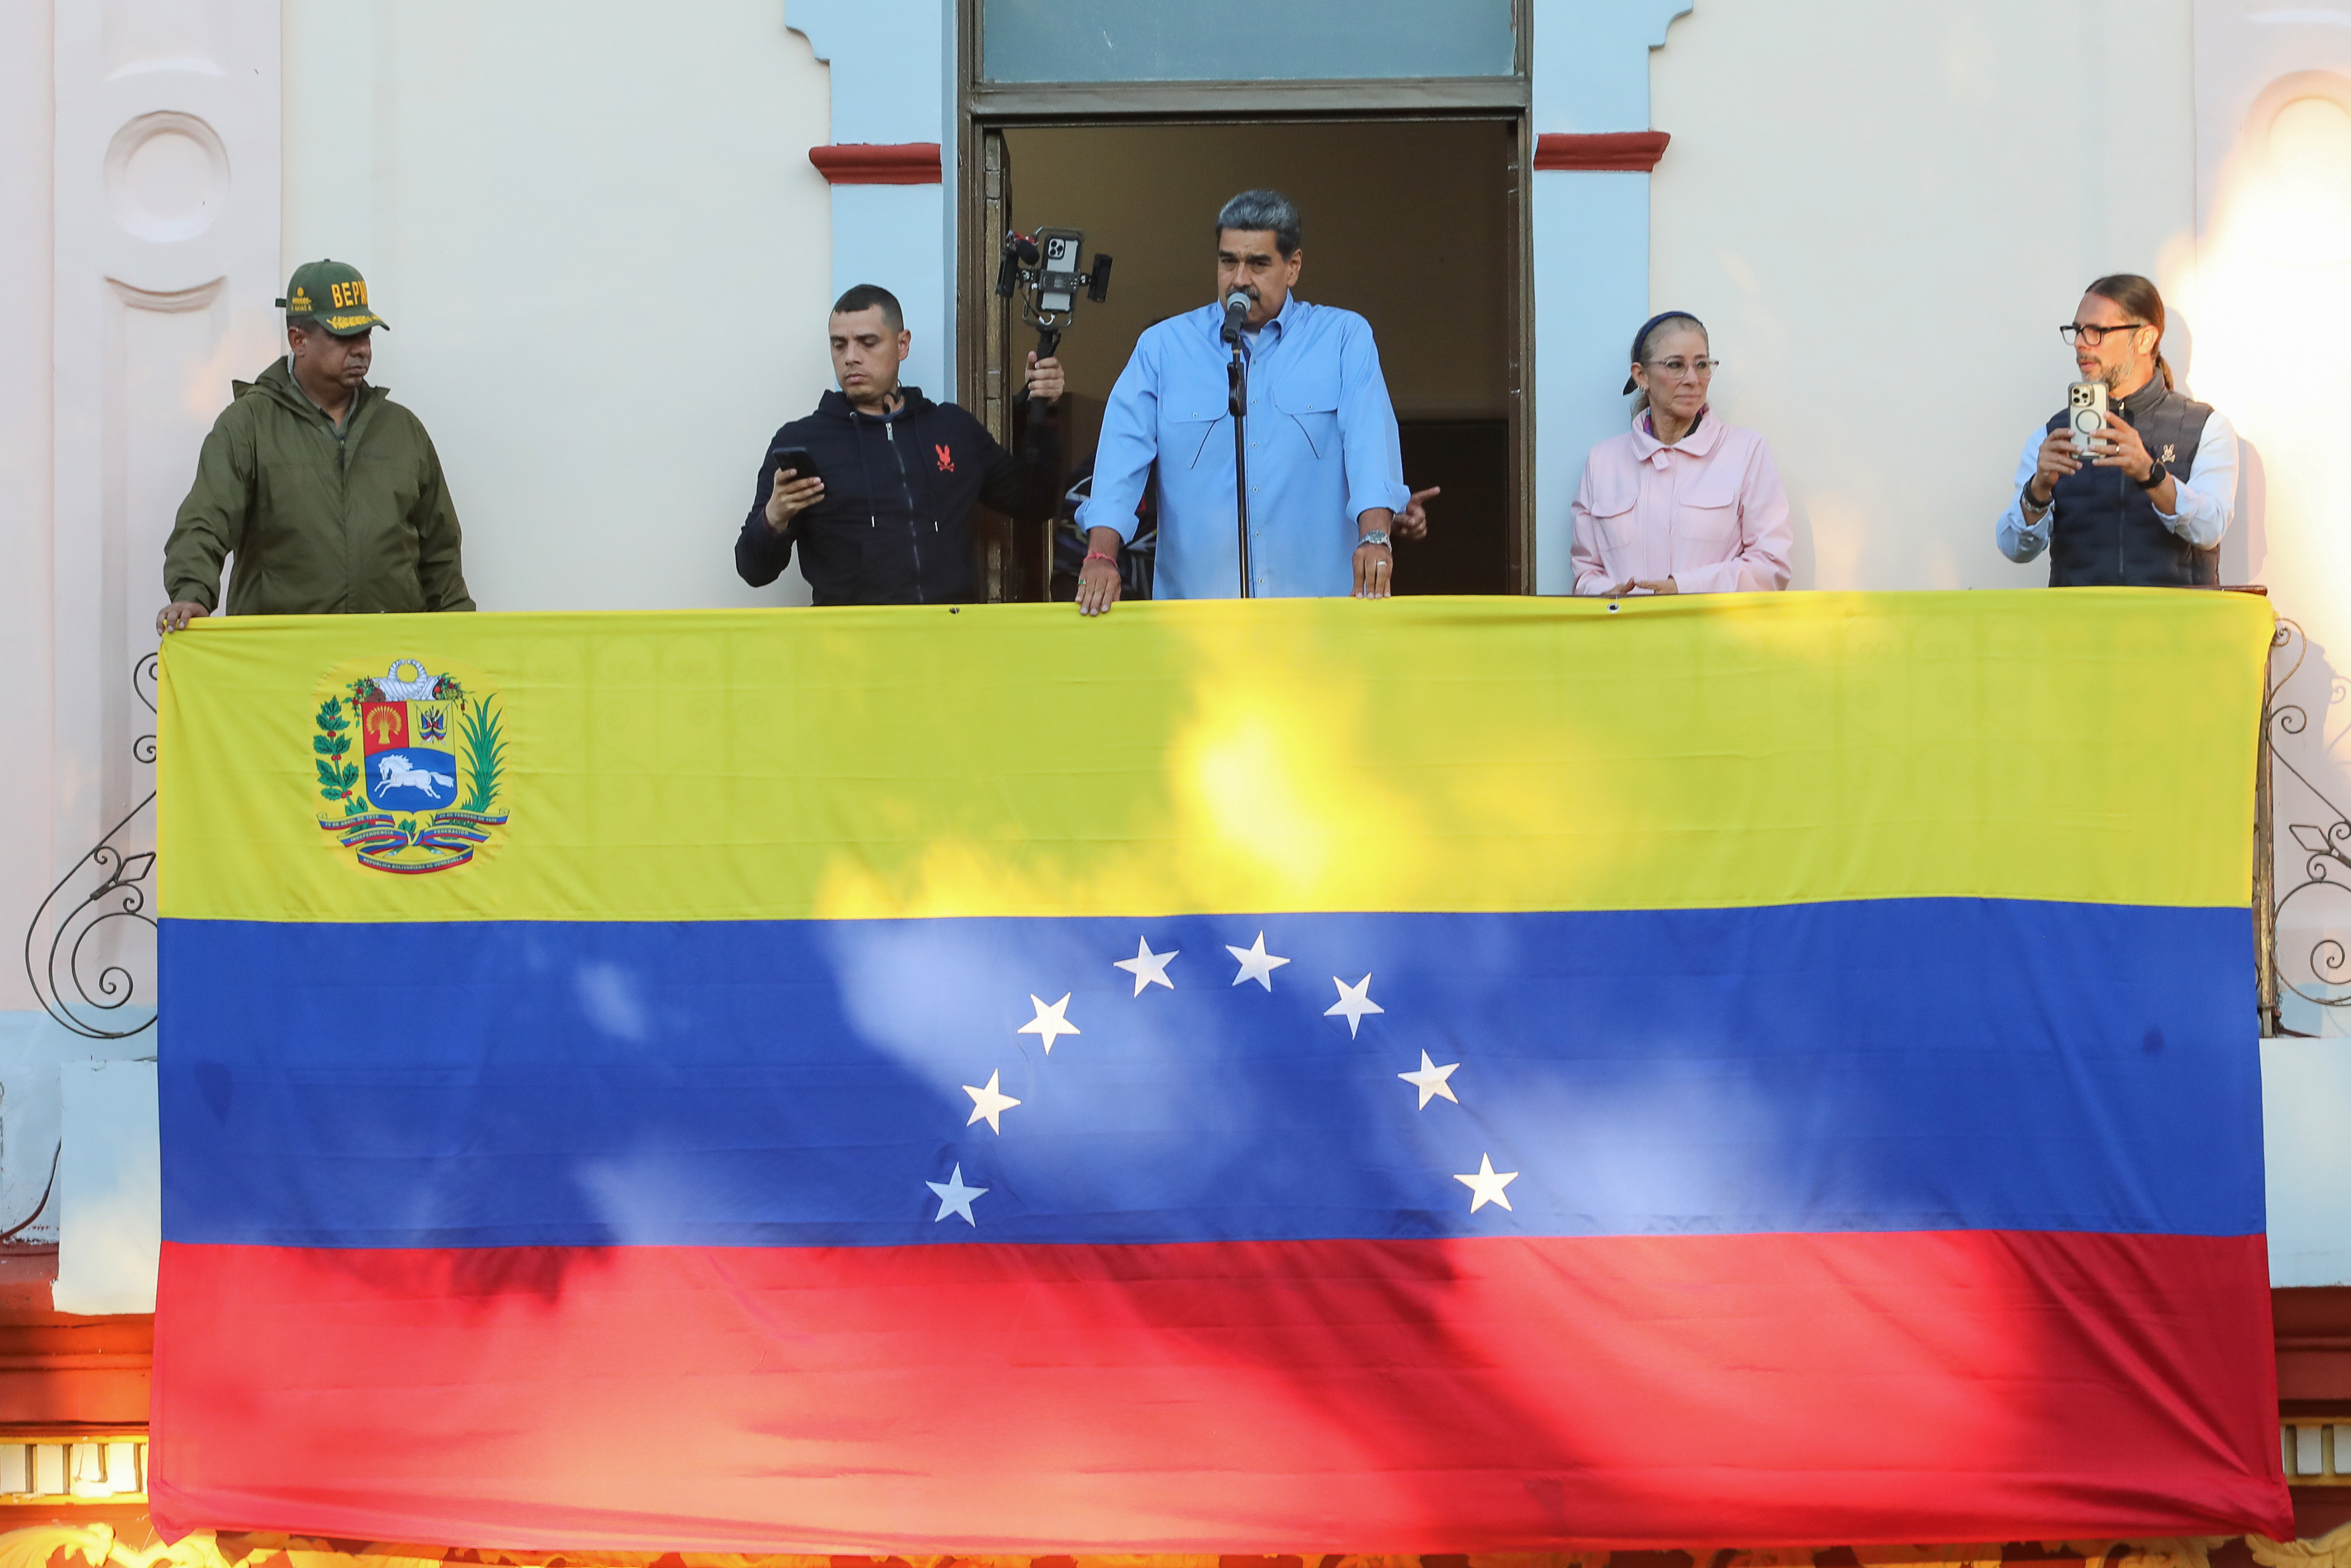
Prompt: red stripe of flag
<box><xmin>152</xmin><ymin>1230</ymin><xmax>2289</xmax><ymax>1551</ymax></box>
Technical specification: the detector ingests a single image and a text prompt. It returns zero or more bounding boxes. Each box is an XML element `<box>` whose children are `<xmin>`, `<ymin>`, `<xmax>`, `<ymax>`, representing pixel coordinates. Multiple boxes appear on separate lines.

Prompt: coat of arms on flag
<box><xmin>312</xmin><ymin>656</ymin><xmax>510</xmax><ymax>874</ymax></box>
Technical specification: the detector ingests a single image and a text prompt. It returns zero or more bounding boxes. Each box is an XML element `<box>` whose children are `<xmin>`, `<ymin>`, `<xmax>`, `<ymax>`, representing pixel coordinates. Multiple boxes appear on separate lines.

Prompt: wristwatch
<box><xmin>2135</xmin><ymin>462</ymin><xmax>2168</xmax><ymax>492</ymax></box>
<box><xmin>1356</xmin><ymin>530</ymin><xmax>1392</xmax><ymax>550</ymax></box>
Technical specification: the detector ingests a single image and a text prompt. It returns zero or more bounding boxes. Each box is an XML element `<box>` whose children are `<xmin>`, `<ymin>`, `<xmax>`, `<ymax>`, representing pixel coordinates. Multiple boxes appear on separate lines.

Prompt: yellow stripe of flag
<box><xmin>156</xmin><ymin>590</ymin><xmax>2270</xmax><ymax>924</ymax></box>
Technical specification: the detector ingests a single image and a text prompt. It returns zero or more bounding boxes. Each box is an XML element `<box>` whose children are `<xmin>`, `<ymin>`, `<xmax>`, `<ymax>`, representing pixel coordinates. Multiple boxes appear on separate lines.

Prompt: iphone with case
<box><xmin>2067</xmin><ymin>382</ymin><xmax>2108</xmax><ymax>456</ymax></box>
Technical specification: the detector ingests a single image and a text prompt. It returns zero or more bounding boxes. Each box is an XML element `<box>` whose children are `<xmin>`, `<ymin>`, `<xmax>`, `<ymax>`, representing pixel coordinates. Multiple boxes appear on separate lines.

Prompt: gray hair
<box><xmin>1216</xmin><ymin>189</ymin><xmax>1302</xmax><ymax>257</ymax></box>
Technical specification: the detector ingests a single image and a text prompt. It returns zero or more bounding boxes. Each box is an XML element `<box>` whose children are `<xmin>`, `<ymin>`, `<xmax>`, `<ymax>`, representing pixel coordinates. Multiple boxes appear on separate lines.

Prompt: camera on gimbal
<box><xmin>995</xmin><ymin>227</ymin><xmax>1112</xmax><ymax>364</ymax></box>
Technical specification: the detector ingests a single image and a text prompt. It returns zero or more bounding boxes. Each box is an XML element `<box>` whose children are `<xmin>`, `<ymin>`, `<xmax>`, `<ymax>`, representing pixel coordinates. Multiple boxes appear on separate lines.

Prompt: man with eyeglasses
<box><xmin>1995</xmin><ymin>273</ymin><xmax>2237</xmax><ymax>586</ymax></box>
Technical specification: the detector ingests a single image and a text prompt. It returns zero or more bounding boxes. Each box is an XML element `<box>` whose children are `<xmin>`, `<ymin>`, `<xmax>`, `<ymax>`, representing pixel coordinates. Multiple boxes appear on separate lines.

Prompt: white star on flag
<box><xmin>962</xmin><ymin>1069</ymin><xmax>1020</xmax><ymax>1133</ymax></box>
<box><xmin>1227</xmin><ymin>931</ymin><xmax>1291</xmax><ymax>991</ymax></box>
<box><xmin>1113</xmin><ymin>936</ymin><xmax>1179</xmax><ymax>996</ymax></box>
<box><xmin>927</xmin><ymin>1163</ymin><xmax>987</xmax><ymax>1225</ymax></box>
<box><xmin>1454</xmin><ymin>1153</ymin><xmax>1518</xmax><ymax>1213</ymax></box>
<box><xmin>1325</xmin><ymin>973</ymin><xmax>1385</xmax><ymax>1037</ymax></box>
<box><xmin>1398</xmin><ymin>1050</ymin><xmax>1460</xmax><ymax>1109</ymax></box>
<box><xmin>1018</xmin><ymin>992</ymin><xmax>1080</xmax><ymax>1052</ymax></box>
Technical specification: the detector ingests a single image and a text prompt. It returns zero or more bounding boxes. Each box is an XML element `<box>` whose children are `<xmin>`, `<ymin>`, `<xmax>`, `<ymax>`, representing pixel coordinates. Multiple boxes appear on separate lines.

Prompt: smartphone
<box><xmin>769</xmin><ymin>445</ymin><xmax>817</xmax><ymax>483</ymax></box>
<box><xmin>2067</xmin><ymin>382</ymin><xmax>2108</xmax><ymax>457</ymax></box>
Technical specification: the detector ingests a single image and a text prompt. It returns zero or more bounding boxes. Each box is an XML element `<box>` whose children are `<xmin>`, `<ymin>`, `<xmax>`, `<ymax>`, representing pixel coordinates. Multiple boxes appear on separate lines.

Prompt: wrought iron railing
<box><xmin>22</xmin><ymin>652</ymin><xmax>158</xmax><ymax>1041</ymax></box>
<box><xmin>2260</xmin><ymin>615</ymin><xmax>2351</xmax><ymax>1037</ymax></box>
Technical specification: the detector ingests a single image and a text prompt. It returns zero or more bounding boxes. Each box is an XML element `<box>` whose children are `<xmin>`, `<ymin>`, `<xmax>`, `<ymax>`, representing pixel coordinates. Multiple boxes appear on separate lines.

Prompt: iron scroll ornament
<box><xmin>22</xmin><ymin>651</ymin><xmax>158</xmax><ymax>1039</ymax></box>
<box><xmin>2266</xmin><ymin>618</ymin><xmax>2351</xmax><ymax>1014</ymax></box>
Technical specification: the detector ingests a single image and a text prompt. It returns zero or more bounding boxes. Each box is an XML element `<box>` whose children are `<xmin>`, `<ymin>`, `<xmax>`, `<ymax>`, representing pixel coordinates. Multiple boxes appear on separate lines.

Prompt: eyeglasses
<box><xmin>2059</xmin><ymin>321</ymin><xmax>2149</xmax><ymax>346</ymax></box>
<box><xmin>1646</xmin><ymin>357</ymin><xmax>1720</xmax><ymax>378</ymax></box>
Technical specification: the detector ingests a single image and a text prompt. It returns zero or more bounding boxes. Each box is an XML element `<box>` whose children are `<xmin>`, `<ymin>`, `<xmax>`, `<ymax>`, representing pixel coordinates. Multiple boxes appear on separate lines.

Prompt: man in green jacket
<box><xmin>157</xmin><ymin>259</ymin><xmax>475</xmax><ymax>632</ymax></box>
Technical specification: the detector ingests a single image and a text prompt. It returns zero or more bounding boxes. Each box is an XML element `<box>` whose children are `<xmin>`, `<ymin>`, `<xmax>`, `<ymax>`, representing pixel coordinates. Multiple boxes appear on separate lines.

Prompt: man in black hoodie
<box><xmin>736</xmin><ymin>283</ymin><xmax>1065</xmax><ymax>605</ymax></box>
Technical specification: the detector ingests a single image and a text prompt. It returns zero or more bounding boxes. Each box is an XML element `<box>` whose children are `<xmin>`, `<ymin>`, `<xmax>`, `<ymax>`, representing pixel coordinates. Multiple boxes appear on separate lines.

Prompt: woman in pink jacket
<box><xmin>1570</xmin><ymin>311</ymin><xmax>1793</xmax><ymax>596</ymax></box>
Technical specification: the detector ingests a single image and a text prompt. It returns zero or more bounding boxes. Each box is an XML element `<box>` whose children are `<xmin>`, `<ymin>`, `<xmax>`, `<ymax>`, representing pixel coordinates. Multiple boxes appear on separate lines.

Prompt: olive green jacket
<box><xmin>163</xmin><ymin>359</ymin><xmax>476</xmax><ymax>615</ymax></box>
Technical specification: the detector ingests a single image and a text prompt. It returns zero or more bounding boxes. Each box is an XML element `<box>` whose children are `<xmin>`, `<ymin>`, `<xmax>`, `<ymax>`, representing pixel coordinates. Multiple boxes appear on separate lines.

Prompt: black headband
<box><xmin>1622</xmin><ymin>310</ymin><xmax>1704</xmax><ymax>394</ymax></box>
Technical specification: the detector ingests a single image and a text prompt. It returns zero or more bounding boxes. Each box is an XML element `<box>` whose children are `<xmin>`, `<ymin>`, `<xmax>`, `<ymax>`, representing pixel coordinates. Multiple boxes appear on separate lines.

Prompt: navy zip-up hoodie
<box><xmin>735</xmin><ymin>387</ymin><xmax>1059</xmax><ymax>605</ymax></box>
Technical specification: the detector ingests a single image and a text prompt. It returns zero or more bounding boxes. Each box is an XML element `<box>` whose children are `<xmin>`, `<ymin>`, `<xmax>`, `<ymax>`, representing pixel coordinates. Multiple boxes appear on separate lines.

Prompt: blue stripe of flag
<box><xmin>159</xmin><ymin>900</ymin><xmax>2262</xmax><ymax>1248</ymax></box>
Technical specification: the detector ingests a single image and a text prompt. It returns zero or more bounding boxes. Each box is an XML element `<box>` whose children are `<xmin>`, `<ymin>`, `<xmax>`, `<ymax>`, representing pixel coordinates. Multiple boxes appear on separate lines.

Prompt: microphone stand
<box><xmin>1225</xmin><ymin>314</ymin><xmax>1251</xmax><ymax>599</ymax></box>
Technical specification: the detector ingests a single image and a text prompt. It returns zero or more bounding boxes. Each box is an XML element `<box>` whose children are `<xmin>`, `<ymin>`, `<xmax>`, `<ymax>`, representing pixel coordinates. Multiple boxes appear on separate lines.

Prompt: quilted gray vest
<box><xmin>2040</xmin><ymin>373</ymin><xmax>2217</xmax><ymax>587</ymax></box>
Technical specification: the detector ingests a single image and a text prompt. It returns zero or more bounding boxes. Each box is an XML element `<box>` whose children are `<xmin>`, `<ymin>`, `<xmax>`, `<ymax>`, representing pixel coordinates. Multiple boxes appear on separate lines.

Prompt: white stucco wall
<box><xmin>2187</xmin><ymin>0</ymin><xmax>2351</xmax><ymax>1041</ymax></box>
<box><xmin>281</xmin><ymin>0</ymin><xmax>838</xmax><ymax>612</ymax></box>
<box><xmin>1649</xmin><ymin>0</ymin><xmax>2197</xmax><ymax>592</ymax></box>
<box><xmin>0</xmin><ymin>2</ymin><xmax>55</xmax><ymax>1019</ymax></box>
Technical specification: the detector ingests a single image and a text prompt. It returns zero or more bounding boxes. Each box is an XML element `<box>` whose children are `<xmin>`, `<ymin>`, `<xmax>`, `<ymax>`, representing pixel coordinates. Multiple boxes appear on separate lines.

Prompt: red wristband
<box><xmin>1084</xmin><ymin>551</ymin><xmax>1117</xmax><ymax>566</ymax></box>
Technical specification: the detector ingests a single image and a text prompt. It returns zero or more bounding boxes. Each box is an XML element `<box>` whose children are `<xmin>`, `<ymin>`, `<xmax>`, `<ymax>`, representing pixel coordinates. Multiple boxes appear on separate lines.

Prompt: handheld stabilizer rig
<box><xmin>996</xmin><ymin>227</ymin><xmax>1112</xmax><ymax>364</ymax></box>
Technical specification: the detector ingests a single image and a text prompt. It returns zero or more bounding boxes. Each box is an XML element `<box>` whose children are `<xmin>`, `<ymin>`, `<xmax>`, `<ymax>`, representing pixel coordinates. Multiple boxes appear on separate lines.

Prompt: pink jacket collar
<box><xmin>1632</xmin><ymin>407</ymin><xmax>1722</xmax><ymax>459</ymax></box>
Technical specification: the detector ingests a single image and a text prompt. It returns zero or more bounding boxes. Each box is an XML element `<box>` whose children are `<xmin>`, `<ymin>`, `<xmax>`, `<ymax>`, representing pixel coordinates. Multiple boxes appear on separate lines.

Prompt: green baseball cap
<box><xmin>275</xmin><ymin>259</ymin><xmax>388</xmax><ymax>335</ymax></box>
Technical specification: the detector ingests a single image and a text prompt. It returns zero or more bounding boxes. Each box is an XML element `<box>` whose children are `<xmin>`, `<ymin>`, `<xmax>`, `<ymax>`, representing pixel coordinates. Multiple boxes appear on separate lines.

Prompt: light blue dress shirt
<box><xmin>1076</xmin><ymin>295</ymin><xmax>1410</xmax><ymax>599</ymax></box>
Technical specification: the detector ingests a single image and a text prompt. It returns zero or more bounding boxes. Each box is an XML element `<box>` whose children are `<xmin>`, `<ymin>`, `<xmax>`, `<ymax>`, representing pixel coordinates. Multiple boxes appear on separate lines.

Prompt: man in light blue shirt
<box><xmin>1073</xmin><ymin>190</ymin><xmax>1429</xmax><ymax>614</ymax></box>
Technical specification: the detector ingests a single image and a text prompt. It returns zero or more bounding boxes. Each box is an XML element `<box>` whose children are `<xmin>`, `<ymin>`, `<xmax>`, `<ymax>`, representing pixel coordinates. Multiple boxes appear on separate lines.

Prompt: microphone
<box><xmin>1222</xmin><ymin>290</ymin><xmax>1251</xmax><ymax>344</ymax></box>
<box><xmin>995</xmin><ymin>231</ymin><xmax>1042</xmax><ymax>298</ymax></box>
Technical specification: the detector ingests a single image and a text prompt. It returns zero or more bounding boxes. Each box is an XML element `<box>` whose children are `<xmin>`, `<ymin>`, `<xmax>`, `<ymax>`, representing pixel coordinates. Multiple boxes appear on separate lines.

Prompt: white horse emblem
<box><xmin>375</xmin><ymin>753</ymin><xmax>455</xmax><ymax>800</ymax></box>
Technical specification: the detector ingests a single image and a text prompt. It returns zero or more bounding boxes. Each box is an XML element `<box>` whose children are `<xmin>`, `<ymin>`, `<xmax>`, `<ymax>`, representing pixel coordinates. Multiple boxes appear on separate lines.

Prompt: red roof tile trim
<box><xmin>809</xmin><ymin>143</ymin><xmax>943</xmax><ymax>185</ymax></box>
<box><xmin>1534</xmin><ymin>131</ymin><xmax>1672</xmax><ymax>172</ymax></box>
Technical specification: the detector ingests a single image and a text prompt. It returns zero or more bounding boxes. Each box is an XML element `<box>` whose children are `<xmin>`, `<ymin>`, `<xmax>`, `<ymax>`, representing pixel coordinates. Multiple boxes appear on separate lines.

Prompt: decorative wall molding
<box><xmin>48</xmin><ymin>0</ymin><xmax>280</xmax><ymax>942</ymax></box>
<box><xmin>0</xmin><ymin>1309</ymin><xmax>152</xmax><ymax>1429</ymax></box>
<box><xmin>1535</xmin><ymin>130</ymin><xmax>1673</xmax><ymax>171</ymax></box>
<box><xmin>101</xmin><ymin>278</ymin><xmax>222</xmax><ymax>315</ymax></box>
<box><xmin>809</xmin><ymin>142</ymin><xmax>943</xmax><ymax>185</ymax></box>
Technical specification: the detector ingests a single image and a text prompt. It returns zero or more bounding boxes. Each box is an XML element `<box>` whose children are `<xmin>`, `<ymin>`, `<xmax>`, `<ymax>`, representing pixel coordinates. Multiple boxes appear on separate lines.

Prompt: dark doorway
<box><xmin>971</xmin><ymin>119</ymin><xmax>1521</xmax><ymax>600</ymax></box>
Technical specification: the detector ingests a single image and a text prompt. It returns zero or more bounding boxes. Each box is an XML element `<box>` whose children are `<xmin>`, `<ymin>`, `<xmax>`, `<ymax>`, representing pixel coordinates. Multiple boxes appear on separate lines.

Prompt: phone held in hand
<box><xmin>770</xmin><ymin>445</ymin><xmax>817</xmax><ymax>483</ymax></box>
<box><xmin>2067</xmin><ymin>382</ymin><xmax>2108</xmax><ymax>457</ymax></box>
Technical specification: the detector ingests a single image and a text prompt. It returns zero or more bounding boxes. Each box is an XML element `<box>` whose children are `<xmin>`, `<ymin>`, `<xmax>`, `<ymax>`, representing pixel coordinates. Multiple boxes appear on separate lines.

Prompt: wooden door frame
<box><xmin>952</xmin><ymin>0</ymin><xmax>1537</xmax><ymax>593</ymax></box>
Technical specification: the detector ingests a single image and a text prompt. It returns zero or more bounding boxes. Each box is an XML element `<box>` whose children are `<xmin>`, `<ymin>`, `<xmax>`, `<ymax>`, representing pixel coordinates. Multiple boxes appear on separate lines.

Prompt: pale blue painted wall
<box><xmin>54</xmin><ymin>1059</ymin><xmax>159</xmax><ymax>1314</ymax></box>
<box><xmin>1531</xmin><ymin>171</ymin><xmax>1653</xmax><ymax>594</ymax></box>
<box><xmin>2263</xmin><ymin>1040</ymin><xmax>2351</xmax><ymax>1286</ymax></box>
<box><xmin>789</xmin><ymin>1</ymin><xmax>952</xmax><ymax>401</ymax></box>
<box><xmin>0</xmin><ymin>1011</ymin><xmax>152</xmax><ymax>1253</ymax></box>
<box><xmin>1528</xmin><ymin>0</ymin><xmax>1691</xmax><ymax>593</ymax></box>
<box><xmin>826</xmin><ymin>185</ymin><xmax>951</xmax><ymax>402</ymax></box>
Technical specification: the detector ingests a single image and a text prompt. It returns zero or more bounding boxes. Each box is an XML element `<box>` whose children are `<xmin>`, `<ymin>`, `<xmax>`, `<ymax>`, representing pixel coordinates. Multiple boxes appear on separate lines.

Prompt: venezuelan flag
<box><xmin>150</xmin><ymin>592</ymin><xmax>2290</xmax><ymax>1551</ymax></box>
